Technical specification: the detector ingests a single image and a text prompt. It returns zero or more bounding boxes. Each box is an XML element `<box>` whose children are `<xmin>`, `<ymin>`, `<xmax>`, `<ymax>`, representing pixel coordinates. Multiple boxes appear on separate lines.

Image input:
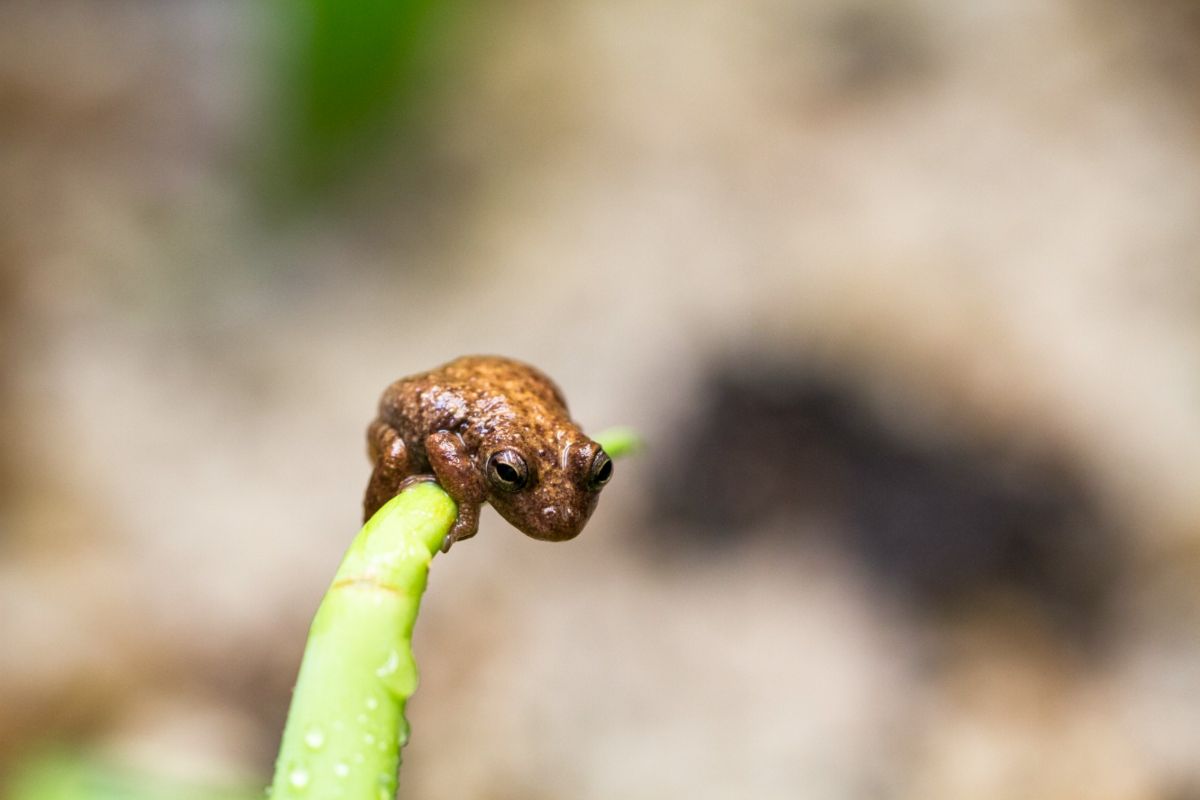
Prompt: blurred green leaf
<box><xmin>268</xmin><ymin>0</ymin><xmax>460</xmax><ymax>198</ymax></box>
<box><xmin>6</xmin><ymin>749</ymin><xmax>259</xmax><ymax>800</ymax></box>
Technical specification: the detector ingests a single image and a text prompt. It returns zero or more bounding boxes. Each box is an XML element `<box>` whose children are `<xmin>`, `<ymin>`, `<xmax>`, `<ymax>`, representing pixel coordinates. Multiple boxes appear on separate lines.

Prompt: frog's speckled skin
<box><xmin>364</xmin><ymin>356</ymin><xmax>612</xmax><ymax>551</ymax></box>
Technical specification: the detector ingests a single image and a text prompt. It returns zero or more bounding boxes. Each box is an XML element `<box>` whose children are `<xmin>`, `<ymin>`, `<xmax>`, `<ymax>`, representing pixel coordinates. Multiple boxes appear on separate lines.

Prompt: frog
<box><xmin>363</xmin><ymin>356</ymin><xmax>614</xmax><ymax>552</ymax></box>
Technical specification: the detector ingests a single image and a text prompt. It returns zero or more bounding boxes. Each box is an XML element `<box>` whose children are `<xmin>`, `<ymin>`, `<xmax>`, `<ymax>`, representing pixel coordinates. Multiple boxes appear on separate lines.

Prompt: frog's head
<box><xmin>482</xmin><ymin>432</ymin><xmax>613</xmax><ymax>541</ymax></box>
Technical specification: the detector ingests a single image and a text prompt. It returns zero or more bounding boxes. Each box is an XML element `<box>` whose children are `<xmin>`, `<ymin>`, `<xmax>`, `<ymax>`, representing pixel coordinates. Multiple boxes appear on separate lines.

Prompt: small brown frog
<box><xmin>364</xmin><ymin>356</ymin><xmax>613</xmax><ymax>551</ymax></box>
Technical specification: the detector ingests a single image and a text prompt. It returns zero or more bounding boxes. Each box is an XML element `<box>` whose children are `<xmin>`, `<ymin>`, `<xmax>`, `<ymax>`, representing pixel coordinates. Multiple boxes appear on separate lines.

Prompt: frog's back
<box><xmin>436</xmin><ymin>356</ymin><xmax>569</xmax><ymax>413</ymax></box>
<box><xmin>379</xmin><ymin>356</ymin><xmax>569</xmax><ymax>444</ymax></box>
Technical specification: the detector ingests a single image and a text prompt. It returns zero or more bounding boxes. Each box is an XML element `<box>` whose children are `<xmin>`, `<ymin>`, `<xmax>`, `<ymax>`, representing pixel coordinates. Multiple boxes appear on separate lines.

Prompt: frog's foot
<box><xmin>423</xmin><ymin>430</ymin><xmax>486</xmax><ymax>553</ymax></box>
<box><xmin>440</xmin><ymin>502</ymin><xmax>480</xmax><ymax>553</ymax></box>
<box><xmin>372</xmin><ymin>473</ymin><xmax>437</xmax><ymax>520</ymax></box>
<box><xmin>363</xmin><ymin>421</ymin><xmax>412</xmax><ymax>522</ymax></box>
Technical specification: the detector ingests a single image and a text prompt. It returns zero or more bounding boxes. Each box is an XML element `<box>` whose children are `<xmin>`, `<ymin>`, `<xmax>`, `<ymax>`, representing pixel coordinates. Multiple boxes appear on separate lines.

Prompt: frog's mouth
<box><xmin>531</xmin><ymin>505</ymin><xmax>587</xmax><ymax>541</ymax></box>
<box><xmin>494</xmin><ymin>495</ymin><xmax>597</xmax><ymax>541</ymax></box>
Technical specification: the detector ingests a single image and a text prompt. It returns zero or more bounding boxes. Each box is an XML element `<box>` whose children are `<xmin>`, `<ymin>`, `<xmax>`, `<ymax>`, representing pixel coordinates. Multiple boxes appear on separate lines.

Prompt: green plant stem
<box><xmin>269</xmin><ymin>482</ymin><xmax>455</xmax><ymax>799</ymax></box>
<box><xmin>270</xmin><ymin>429</ymin><xmax>638</xmax><ymax>799</ymax></box>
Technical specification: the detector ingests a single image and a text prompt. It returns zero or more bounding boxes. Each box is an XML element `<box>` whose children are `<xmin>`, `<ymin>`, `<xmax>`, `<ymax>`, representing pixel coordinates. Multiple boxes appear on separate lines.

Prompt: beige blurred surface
<box><xmin>3</xmin><ymin>0</ymin><xmax>1200</xmax><ymax>797</ymax></box>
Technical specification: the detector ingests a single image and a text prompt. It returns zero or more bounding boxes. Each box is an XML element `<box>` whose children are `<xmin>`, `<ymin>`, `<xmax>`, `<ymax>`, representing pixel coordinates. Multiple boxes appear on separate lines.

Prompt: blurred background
<box><xmin>3</xmin><ymin>0</ymin><xmax>1200</xmax><ymax>797</ymax></box>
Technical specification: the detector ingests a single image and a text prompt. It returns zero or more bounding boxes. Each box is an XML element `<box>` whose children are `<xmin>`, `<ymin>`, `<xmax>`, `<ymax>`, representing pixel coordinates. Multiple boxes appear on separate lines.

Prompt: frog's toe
<box><xmin>397</xmin><ymin>474</ymin><xmax>439</xmax><ymax>492</ymax></box>
<box><xmin>440</xmin><ymin>507</ymin><xmax>479</xmax><ymax>553</ymax></box>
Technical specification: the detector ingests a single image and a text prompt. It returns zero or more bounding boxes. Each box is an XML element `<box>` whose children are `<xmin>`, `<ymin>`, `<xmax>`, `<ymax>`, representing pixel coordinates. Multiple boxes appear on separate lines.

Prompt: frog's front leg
<box><xmin>425</xmin><ymin>430</ymin><xmax>486</xmax><ymax>552</ymax></box>
<box><xmin>364</xmin><ymin>419</ymin><xmax>413</xmax><ymax>522</ymax></box>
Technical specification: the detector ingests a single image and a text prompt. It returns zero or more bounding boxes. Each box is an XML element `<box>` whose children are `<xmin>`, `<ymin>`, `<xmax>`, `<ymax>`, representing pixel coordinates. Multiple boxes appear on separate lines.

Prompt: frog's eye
<box><xmin>588</xmin><ymin>451</ymin><xmax>613</xmax><ymax>490</ymax></box>
<box><xmin>487</xmin><ymin>449</ymin><xmax>529</xmax><ymax>492</ymax></box>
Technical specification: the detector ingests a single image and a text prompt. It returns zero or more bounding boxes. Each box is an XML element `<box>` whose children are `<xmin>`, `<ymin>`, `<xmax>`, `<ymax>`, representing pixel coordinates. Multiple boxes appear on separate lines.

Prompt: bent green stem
<box><xmin>270</xmin><ymin>429</ymin><xmax>637</xmax><ymax>799</ymax></box>
<box><xmin>269</xmin><ymin>482</ymin><xmax>456</xmax><ymax>799</ymax></box>
<box><xmin>593</xmin><ymin>426</ymin><xmax>643</xmax><ymax>459</ymax></box>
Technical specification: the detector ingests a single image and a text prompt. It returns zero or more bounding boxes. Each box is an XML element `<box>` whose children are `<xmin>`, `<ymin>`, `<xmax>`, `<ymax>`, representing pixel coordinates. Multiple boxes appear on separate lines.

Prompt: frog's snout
<box><xmin>537</xmin><ymin>504</ymin><xmax>585</xmax><ymax>541</ymax></box>
<box><xmin>490</xmin><ymin>456</ymin><xmax>600</xmax><ymax>540</ymax></box>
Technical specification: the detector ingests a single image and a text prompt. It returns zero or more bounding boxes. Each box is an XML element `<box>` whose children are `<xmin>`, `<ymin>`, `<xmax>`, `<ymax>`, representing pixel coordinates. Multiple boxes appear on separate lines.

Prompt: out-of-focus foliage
<box><xmin>268</xmin><ymin>0</ymin><xmax>460</xmax><ymax>200</ymax></box>
<box><xmin>6</xmin><ymin>750</ymin><xmax>259</xmax><ymax>800</ymax></box>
